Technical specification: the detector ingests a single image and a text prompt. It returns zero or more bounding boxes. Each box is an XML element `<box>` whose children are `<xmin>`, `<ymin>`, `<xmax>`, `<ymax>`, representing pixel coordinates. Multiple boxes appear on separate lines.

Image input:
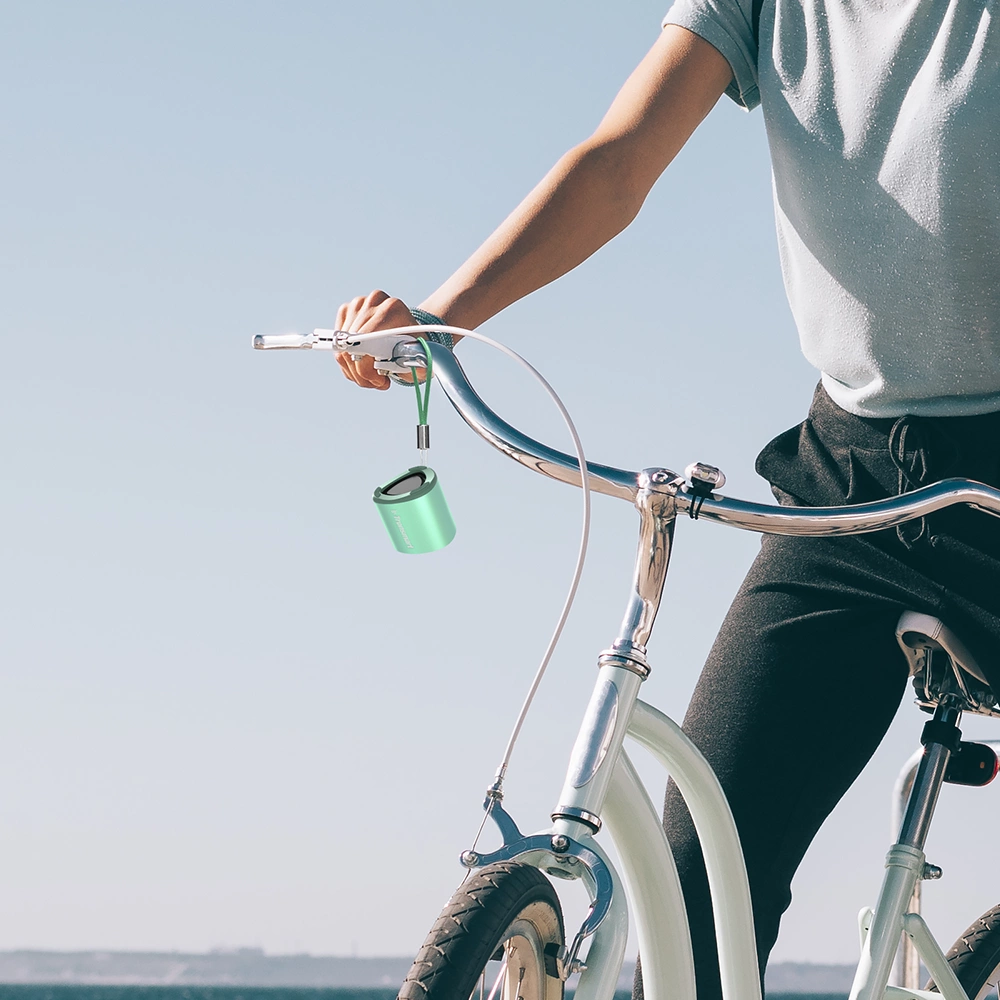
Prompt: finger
<box><xmin>340</xmin><ymin>353</ymin><xmax>377</xmax><ymax>389</ymax></box>
<box><xmin>359</xmin><ymin>296</ymin><xmax>415</xmax><ymax>335</ymax></box>
<box><xmin>337</xmin><ymin>348</ymin><xmax>383</xmax><ymax>390</ymax></box>
<box><xmin>355</xmin><ymin>354</ymin><xmax>390</xmax><ymax>390</ymax></box>
<box><xmin>336</xmin><ymin>351</ymin><xmax>363</xmax><ymax>386</ymax></box>
<box><xmin>345</xmin><ymin>296</ymin><xmax>367</xmax><ymax>332</ymax></box>
<box><xmin>344</xmin><ymin>290</ymin><xmax>390</xmax><ymax>334</ymax></box>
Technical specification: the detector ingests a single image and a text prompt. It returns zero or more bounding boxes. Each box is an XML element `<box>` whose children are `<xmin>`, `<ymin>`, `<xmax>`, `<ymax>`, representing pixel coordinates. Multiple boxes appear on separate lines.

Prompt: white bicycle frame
<box><xmin>254</xmin><ymin>333</ymin><xmax>1000</xmax><ymax>1000</ymax></box>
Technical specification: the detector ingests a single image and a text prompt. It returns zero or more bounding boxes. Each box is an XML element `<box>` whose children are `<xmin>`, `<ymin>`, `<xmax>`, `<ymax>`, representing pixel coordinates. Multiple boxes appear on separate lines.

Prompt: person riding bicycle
<box><xmin>336</xmin><ymin>3</ymin><xmax>1000</xmax><ymax>998</ymax></box>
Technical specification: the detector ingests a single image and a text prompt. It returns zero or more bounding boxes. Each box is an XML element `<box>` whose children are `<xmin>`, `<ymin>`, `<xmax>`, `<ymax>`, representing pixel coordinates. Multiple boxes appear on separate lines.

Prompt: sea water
<box><xmin>0</xmin><ymin>989</ymin><xmax>640</xmax><ymax>1000</ymax></box>
<box><xmin>0</xmin><ymin>988</ymin><xmax>849</xmax><ymax>1000</ymax></box>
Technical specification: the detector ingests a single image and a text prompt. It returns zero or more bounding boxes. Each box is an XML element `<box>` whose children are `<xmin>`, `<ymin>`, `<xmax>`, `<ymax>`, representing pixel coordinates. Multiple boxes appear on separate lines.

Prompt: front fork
<box><xmin>461</xmin><ymin>469</ymin><xmax>689</xmax><ymax>988</ymax></box>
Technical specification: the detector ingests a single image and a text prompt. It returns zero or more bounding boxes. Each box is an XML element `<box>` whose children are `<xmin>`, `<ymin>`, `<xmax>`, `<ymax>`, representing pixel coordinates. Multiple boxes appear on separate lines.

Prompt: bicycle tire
<box><xmin>931</xmin><ymin>903</ymin><xmax>1000</xmax><ymax>1000</ymax></box>
<box><xmin>397</xmin><ymin>860</ymin><xmax>565</xmax><ymax>1000</ymax></box>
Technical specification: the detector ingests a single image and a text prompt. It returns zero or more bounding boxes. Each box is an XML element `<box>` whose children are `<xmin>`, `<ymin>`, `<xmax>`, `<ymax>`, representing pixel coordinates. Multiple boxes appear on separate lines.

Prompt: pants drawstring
<box><xmin>888</xmin><ymin>414</ymin><xmax>959</xmax><ymax>549</ymax></box>
<box><xmin>889</xmin><ymin>416</ymin><xmax>932</xmax><ymax>549</ymax></box>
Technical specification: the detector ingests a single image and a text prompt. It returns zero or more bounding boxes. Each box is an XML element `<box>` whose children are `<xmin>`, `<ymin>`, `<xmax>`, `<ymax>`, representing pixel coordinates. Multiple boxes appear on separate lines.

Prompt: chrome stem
<box><xmin>612</xmin><ymin>471</ymin><xmax>682</xmax><ymax>658</ymax></box>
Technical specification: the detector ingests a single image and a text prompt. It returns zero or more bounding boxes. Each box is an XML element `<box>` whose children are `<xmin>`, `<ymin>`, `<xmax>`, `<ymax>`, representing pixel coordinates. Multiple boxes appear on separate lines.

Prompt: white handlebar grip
<box><xmin>252</xmin><ymin>332</ymin><xmax>317</xmax><ymax>350</ymax></box>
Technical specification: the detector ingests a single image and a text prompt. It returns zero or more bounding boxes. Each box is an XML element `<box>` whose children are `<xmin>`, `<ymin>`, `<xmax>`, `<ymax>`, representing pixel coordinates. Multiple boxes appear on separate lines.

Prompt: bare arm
<box><xmin>339</xmin><ymin>26</ymin><xmax>732</xmax><ymax>388</ymax></box>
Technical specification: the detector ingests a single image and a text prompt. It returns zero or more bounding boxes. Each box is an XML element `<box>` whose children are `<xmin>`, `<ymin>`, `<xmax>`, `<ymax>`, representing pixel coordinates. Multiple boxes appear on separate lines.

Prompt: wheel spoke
<box><xmin>484</xmin><ymin>955</ymin><xmax>508</xmax><ymax>1000</ymax></box>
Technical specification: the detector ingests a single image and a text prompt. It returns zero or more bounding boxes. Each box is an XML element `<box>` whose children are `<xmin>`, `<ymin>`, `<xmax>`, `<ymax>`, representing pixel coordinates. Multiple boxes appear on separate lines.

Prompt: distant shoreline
<box><xmin>0</xmin><ymin>951</ymin><xmax>856</xmax><ymax>993</ymax></box>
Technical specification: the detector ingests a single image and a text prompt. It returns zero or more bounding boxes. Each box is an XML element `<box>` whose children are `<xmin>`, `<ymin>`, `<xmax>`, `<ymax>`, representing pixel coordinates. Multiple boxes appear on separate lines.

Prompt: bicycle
<box><xmin>254</xmin><ymin>328</ymin><xmax>1000</xmax><ymax>1000</ymax></box>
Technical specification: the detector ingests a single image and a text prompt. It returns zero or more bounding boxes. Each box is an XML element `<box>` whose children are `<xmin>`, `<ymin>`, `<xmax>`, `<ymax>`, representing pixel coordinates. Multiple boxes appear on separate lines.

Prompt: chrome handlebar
<box><xmin>252</xmin><ymin>332</ymin><xmax>1000</xmax><ymax>535</ymax></box>
<box><xmin>680</xmin><ymin>480</ymin><xmax>1000</xmax><ymax>536</ymax></box>
<box><xmin>410</xmin><ymin>342</ymin><xmax>1000</xmax><ymax>537</ymax></box>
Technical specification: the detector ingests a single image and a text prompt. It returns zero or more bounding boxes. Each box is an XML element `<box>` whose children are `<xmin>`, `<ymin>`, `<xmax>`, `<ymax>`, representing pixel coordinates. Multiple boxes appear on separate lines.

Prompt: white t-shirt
<box><xmin>663</xmin><ymin>0</ymin><xmax>1000</xmax><ymax>417</ymax></box>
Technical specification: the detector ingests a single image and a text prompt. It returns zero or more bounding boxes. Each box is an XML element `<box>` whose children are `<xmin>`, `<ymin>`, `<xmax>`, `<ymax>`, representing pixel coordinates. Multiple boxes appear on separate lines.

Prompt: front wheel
<box><xmin>933</xmin><ymin>904</ymin><xmax>1000</xmax><ymax>1000</ymax></box>
<box><xmin>398</xmin><ymin>861</ymin><xmax>565</xmax><ymax>1000</ymax></box>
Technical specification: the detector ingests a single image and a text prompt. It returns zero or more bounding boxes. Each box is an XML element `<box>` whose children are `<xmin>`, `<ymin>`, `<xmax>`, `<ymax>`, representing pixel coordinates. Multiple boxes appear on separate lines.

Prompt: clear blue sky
<box><xmin>3</xmin><ymin>0</ymin><xmax>998</xmax><ymax>965</ymax></box>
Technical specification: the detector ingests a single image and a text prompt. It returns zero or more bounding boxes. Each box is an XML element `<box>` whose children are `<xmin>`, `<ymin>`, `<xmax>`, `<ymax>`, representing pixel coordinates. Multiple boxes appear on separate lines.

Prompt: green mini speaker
<box><xmin>373</xmin><ymin>466</ymin><xmax>456</xmax><ymax>554</ymax></box>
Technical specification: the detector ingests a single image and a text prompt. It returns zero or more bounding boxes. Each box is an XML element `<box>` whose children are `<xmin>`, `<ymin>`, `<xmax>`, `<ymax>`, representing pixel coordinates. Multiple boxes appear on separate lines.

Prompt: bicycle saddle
<box><xmin>896</xmin><ymin>611</ymin><xmax>999</xmax><ymax>717</ymax></box>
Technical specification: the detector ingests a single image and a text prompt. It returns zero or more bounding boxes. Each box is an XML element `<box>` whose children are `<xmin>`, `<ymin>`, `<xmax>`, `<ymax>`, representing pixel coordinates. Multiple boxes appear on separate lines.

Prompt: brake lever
<box><xmin>252</xmin><ymin>328</ymin><xmax>419</xmax><ymax>363</ymax></box>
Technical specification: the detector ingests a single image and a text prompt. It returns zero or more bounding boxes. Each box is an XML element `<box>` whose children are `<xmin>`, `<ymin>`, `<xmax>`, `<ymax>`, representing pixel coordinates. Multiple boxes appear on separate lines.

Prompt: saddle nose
<box><xmin>896</xmin><ymin>610</ymin><xmax>989</xmax><ymax>685</ymax></box>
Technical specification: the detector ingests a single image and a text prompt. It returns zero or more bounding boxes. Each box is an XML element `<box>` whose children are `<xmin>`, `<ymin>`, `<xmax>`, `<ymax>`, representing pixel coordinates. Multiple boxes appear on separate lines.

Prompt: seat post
<box><xmin>897</xmin><ymin>704</ymin><xmax>962</xmax><ymax>850</ymax></box>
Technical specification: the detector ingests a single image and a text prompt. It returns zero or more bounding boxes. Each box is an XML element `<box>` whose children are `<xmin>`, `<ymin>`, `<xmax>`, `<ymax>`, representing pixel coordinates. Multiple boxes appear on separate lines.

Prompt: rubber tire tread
<box><xmin>933</xmin><ymin>904</ymin><xmax>1000</xmax><ymax>999</ymax></box>
<box><xmin>397</xmin><ymin>861</ymin><xmax>563</xmax><ymax>1000</ymax></box>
